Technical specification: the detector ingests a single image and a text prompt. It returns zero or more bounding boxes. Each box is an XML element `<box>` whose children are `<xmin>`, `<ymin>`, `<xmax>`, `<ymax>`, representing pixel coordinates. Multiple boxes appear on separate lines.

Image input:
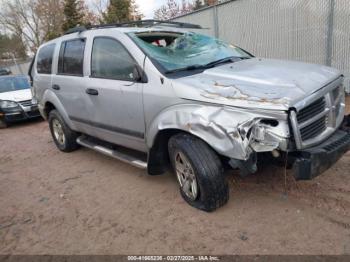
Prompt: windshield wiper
<box><xmin>165</xmin><ymin>64</ymin><xmax>206</xmax><ymax>74</ymax></box>
<box><xmin>164</xmin><ymin>56</ymin><xmax>251</xmax><ymax>74</ymax></box>
<box><xmin>204</xmin><ymin>56</ymin><xmax>251</xmax><ymax>68</ymax></box>
<box><xmin>203</xmin><ymin>57</ymin><xmax>236</xmax><ymax>68</ymax></box>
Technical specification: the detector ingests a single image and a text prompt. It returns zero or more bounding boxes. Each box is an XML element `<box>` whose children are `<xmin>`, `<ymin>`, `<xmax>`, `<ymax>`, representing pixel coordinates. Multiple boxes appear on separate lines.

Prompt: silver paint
<box><xmin>32</xmin><ymin>27</ymin><xmax>344</xmax><ymax>165</ymax></box>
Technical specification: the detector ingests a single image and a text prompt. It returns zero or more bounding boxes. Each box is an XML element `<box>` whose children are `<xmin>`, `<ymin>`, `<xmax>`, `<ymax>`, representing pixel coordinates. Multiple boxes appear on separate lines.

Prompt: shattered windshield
<box><xmin>129</xmin><ymin>32</ymin><xmax>252</xmax><ymax>73</ymax></box>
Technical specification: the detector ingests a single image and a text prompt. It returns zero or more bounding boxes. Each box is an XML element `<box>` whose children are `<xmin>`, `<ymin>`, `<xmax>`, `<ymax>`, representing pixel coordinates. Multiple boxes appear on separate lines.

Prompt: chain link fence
<box><xmin>173</xmin><ymin>0</ymin><xmax>350</xmax><ymax>93</ymax></box>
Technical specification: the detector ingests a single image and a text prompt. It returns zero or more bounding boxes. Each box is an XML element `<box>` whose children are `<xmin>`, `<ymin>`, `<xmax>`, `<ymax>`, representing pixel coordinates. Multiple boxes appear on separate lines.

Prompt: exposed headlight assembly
<box><xmin>0</xmin><ymin>100</ymin><xmax>19</xmax><ymax>109</ymax></box>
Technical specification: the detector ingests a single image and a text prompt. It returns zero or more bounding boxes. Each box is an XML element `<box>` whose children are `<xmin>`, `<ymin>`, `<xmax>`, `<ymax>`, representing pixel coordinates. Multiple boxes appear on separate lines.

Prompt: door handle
<box><xmin>52</xmin><ymin>84</ymin><xmax>60</xmax><ymax>90</ymax></box>
<box><xmin>86</xmin><ymin>88</ymin><xmax>98</xmax><ymax>96</ymax></box>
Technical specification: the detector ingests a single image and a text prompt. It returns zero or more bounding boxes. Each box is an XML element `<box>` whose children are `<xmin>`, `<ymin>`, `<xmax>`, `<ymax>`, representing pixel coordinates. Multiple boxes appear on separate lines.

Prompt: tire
<box><xmin>48</xmin><ymin>110</ymin><xmax>79</xmax><ymax>152</ymax></box>
<box><xmin>0</xmin><ymin>119</ymin><xmax>7</xmax><ymax>129</ymax></box>
<box><xmin>168</xmin><ymin>133</ymin><xmax>229</xmax><ymax>212</ymax></box>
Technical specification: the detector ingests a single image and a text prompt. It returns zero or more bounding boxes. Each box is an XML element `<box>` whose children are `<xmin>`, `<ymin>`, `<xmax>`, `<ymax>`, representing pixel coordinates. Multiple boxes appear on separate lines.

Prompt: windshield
<box><xmin>129</xmin><ymin>32</ymin><xmax>252</xmax><ymax>73</ymax></box>
<box><xmin>0</xmin><ymin>76</ymin><xmax>30</xmax><ymax>93</ymax></box>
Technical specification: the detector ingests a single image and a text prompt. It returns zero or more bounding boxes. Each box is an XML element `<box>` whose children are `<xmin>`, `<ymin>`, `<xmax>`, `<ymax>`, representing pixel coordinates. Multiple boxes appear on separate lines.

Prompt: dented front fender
<box><xmin>147</xmin><ymin>104</ymin><xmax>291</xmax><ymax>161</ymax></box>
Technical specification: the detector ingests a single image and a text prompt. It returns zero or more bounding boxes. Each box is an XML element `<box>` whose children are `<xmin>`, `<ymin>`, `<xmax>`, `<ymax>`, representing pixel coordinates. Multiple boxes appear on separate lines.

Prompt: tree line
<box><xmin>0</xmin><ymin>0</ymin><xmax>221</xmax><ymax>58</ymax></box>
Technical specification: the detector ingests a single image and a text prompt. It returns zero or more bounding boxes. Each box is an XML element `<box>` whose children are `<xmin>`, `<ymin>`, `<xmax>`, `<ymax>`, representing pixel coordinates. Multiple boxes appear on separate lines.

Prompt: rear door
<box><xmin>51</xmin><ymin>38</ymin><xmax>94</xmax><ymax>135</ymax></box>
<box><xmin>84</xmin><ymin>36</ymin><xmax>146</xmax><ymax>152</ymax></box>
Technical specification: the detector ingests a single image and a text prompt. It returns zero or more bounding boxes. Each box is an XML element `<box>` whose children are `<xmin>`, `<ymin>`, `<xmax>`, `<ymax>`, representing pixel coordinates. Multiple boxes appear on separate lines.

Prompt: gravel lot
<box><xmin>0</xmin><ymin>97</ymin><xmax>350</xmax><ymax>255</ymax></box>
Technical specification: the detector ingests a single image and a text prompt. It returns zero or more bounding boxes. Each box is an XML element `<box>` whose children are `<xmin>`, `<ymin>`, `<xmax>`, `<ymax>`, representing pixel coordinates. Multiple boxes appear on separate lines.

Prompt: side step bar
<box><xmin>76</xmin><ymin>136</ymin><xmax>147</xmax><ymax>169</ymax></box>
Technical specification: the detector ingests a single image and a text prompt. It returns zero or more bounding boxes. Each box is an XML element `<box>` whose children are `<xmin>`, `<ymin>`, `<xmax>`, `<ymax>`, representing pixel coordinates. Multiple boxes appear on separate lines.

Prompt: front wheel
<box><xmin>168</xmin><ymin>133</ymin><xmax>229</xmax><ymax>212</ymax></box>
<box><xmin>48</xmin><ymin>110</ymin><xmax>79</xmax><ymax>152</ymax></box>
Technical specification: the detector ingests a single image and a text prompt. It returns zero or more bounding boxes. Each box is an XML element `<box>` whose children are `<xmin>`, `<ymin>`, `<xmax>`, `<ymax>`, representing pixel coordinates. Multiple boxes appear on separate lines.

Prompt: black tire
<box><xmin>48</xmin><ymin>110</ymin><xmax>79</xmax><ymax>152</ymax></box>
<box><xmin>168</xmin><ymin>133</ymin><xmax>229</xmax><ymax>212</ymax></box>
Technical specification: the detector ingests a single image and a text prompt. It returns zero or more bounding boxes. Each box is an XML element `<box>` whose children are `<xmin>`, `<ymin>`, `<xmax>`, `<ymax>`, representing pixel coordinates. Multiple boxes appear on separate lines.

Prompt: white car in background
<box><xmin>0</xmin><ymin>75</ymin><xmax>41</xmax><ymax>128</ymax></box>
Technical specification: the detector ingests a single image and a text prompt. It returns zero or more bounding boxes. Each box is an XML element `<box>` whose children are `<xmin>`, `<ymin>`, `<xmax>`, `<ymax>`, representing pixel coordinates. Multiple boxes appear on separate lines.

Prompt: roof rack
<box><xmin>64</xmin><ymin>19</ymin><xmax>203</xmax><ymax>35</ymax></box>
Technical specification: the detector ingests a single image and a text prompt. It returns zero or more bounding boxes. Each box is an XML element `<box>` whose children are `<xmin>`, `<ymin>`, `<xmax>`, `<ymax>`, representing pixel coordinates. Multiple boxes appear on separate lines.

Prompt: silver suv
<box><xmin>30</xmin><ymin>20</ymin><xmax>350</xmax><ymax>211</ymax></box>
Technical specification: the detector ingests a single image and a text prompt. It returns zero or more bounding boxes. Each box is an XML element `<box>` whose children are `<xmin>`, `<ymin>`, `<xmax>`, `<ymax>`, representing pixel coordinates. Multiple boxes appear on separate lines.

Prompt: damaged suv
<box><xmin>30</xmin><ymin>21</ymin><xmax>350</xmax><ymax>211</ymax></box>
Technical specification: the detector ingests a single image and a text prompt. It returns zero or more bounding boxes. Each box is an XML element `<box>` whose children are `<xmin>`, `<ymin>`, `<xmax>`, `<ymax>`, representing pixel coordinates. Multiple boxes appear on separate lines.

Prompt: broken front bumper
<box><xmin>290</xmin><ymin>116</ymin><xmax>350</xmax><ymax>180</ymax></box>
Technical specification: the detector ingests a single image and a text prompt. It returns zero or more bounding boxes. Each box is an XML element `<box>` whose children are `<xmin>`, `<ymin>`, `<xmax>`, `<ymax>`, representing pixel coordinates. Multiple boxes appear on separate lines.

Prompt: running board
<box><xmin>76</xmin><ymin>136</ymin><xmax>147</xmax><ymax>169</ymax></box>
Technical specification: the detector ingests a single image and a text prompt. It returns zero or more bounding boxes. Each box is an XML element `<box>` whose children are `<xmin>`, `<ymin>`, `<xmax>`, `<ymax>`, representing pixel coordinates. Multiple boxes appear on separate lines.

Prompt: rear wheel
<box><xmin>48</xmin><ymin>110</ymin><xmax>79</xmax><ymax>152</ymax></box>
<box><xmin>168</xmin><ymin>133</ymin><xmax>229</xmax><ymax>212</ymax></box>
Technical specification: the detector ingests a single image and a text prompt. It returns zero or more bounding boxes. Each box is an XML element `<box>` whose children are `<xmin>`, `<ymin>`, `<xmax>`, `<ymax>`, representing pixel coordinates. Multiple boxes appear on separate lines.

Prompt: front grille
<box><xmin>300</xmin><ymin>115</ymin><xmax>327</xmax><ymax>141</ymax></box>
<box><xmin>19</xmin><ymin>100</ymin><xmax>32</xmax><ymax>107</ymax></box>
<box><xmin>291</xmin><ymin>78</ymin><xmax>346</xmax><ymax>149</ymax></box>
<box><xmin>297</xmin><ymin>97</ymin><xmax>326</xmax><ymax>123</ymax></box>
<box><xmin>296</xmin><ymin>97</ymin><xmax>327</xmax><ymax>141</ymax></box>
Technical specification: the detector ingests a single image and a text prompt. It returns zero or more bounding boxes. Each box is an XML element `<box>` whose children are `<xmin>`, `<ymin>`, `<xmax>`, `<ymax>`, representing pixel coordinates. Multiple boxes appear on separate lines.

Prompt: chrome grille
<box><xmin>297</xmin><ymin>97</ymin><xmax>326</xmax><ymax>123</ymax></box>
<box><xmin>19</xmin><ymin>100</ymin><xmax>33</xmax><ymax>107</ymax></box>
<box><xmin>300</xmin><ymin>115</ymin><xmax>327</xmax><ymax>141</ymax></box>
<box><xmin>290</xmin><ymin>77</ymin><xmax>346</xmax><ymax>149</ymax></box>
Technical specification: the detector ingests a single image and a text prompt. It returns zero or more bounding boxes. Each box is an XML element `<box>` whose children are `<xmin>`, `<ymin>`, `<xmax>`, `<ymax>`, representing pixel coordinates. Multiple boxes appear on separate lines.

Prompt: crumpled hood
<box><xmin>172</xmin><ymin>58</ymin><xmax>342</xmax><ymax>111</ymax></box>
<box><xmin>0</xmin><ymin>89</ymin><xmax>32</xmax><ymax>102</ymax></box>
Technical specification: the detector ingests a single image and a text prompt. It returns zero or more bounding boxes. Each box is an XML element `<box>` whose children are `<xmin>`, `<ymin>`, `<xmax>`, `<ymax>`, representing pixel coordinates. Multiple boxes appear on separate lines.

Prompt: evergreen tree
<box><xmin>62</xmin><ymin>0</ymin><xmax>84</xmax><ymax>32</ymax></box>
<box><xmin>103</xmin><ymin>0</ymin><xmax>131</xmax><ymax>24</ymax></box>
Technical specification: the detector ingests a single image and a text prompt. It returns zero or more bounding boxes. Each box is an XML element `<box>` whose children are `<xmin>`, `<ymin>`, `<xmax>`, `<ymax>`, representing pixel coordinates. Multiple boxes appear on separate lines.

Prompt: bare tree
<box><xmin>181</xmin><ymin>0</ymin><xmax>194</xmax><ymax>14</ymax></box>
<box><xmin>0</xmin><ymin>0</ymin><xmax>42</xmax><ymax>52</ymax></box>
<box><xmin>90</xmin><ymin>0</ymin><xmax>107</xmax><ymax>22</ymax></box>
<box><xmin>130</xmin><ymin>0</ymin><xmax>143</xmax><ymax>21</ymax></box>
<box><xmin>0</xmin><ymin>33</ymin><xmax>27</xmax><ymax>59</ymax></box>
<box><xmin>154</xmin><ymin>0</ymin><xmax>193</xmax><ymax>20</ymax></box>
<box><xmin>36</xmin><ymin>0</ymin><xmax>64</xmax><ymax>40</ymax></box>
<box><xmin>0</xmin><ymin>0</ymin><xmax>66</xmax><ymax>52</ymax></box>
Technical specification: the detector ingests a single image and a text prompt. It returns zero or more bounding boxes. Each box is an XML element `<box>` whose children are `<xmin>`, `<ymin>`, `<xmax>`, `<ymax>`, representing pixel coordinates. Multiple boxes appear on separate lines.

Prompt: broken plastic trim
<box><xmin>237</xmin><ymin>118</ymin><xmax>281</xmax><ymax>153</ymax></box>
<box><xmin>229</xmin><ymin>153</ymin><xmax>257</xmax><ymax>177</ymax></box>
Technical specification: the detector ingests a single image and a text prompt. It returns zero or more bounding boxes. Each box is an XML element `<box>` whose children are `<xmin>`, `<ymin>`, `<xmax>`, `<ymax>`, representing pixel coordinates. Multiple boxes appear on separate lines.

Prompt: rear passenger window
<box><xmin>37</xmin><ymin>44</ymin><xmax>55</xmax><ymax>74</ymax></box>
<box><xmin>58</xmin><ymin>39</ymin><xmax>85</xmax><ymax>76</ymax></box>
<box><xmin>91</xmin><ymin>37</ymin><xmax>135</xmax><ymax>81</ymax></box>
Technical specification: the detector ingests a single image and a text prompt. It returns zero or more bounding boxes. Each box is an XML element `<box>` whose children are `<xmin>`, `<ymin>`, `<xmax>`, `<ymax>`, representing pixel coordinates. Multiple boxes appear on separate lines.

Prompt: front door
<box><xmin>84</xmin><ymin>37</ymin><xmax>146</xmax><ymax>152</ymax></box>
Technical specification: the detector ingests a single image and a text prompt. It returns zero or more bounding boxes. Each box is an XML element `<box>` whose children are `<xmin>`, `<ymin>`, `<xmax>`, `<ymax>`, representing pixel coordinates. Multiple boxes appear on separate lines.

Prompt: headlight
<box><xmin>0</xmin><ymin>100</ymin><xmax>19</xmax><ymax>109</ymax></box>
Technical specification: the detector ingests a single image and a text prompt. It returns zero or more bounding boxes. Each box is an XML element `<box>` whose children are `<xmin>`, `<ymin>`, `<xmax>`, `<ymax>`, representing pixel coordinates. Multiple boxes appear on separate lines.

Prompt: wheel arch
<box><xmin>146</xmin><ymin>104</ymin><xmax>253</xmax><ymax>174</ymax></box>
<box><xmin>41</xmin><ymin>90</ymin><xmax>76</xmax><ymax>130</ymax></box>
<box><xmin>147</xmin><ymin>124</ymin><xmax>234</xmax><ymax>176</ymax></box>
<box><xmin>147</xmin><ymin>128</ymin><xmax>185</xmax><ymax>175</ymax></box>
<box><xmin>43</xmin><ymin>101</ymin><xmax>56</xmax><ymax>119</ymax></box>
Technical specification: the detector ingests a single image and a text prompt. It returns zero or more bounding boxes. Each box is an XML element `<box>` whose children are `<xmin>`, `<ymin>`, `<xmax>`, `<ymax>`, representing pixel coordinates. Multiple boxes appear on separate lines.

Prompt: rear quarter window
<box><xmin>37</xmin><ymin>44</ymin><xmax>55</xmax><ymax>74</ymax></box>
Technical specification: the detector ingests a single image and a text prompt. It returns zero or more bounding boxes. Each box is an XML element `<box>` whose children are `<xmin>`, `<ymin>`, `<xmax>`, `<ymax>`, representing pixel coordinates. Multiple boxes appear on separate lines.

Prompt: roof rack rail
<box><xmin>64</xmin><ymin>26</ymin><xmax>87</xmax><ymax>35</ymax></box>
<box><xmin>64</xmin><ymin>19</ymin><xmax>202</xmax><ymax>35</ymax></box>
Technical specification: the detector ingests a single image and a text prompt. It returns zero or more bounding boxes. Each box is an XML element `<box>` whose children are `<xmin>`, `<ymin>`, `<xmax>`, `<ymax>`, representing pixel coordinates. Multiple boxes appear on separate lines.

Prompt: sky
<box><xmin>87</xmin><ymin>0</ymin><xmax>178</xmax><ymax>19</ymax></box>
<box><xmin>137</xmin><ymin>0</ymin><xmax>167</xmax><ymax>19</ymax></box>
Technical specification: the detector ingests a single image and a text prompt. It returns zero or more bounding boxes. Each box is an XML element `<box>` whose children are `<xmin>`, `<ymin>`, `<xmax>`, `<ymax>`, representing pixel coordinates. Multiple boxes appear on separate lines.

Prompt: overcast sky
<box><xmin>137</xmin><ymin>0</ymin><xmax>168</xmax><ymax>18</ymax></box>
<box><xmin>87</xmin><ymin>0</ymin><xmax>179</xmax><ymax>19</ymax></box>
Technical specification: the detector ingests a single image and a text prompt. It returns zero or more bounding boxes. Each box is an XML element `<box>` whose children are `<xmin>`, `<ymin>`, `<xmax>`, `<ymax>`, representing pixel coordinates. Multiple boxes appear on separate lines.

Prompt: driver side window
<box><xmin>91</xmin><ymin>37</ymin><xmax>136</xmax><ymax>81</ymax></box>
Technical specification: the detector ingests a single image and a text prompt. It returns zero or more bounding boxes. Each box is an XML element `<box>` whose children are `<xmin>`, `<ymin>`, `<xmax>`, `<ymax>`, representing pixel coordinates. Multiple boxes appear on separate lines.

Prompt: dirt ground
<box><xmin>0</xmin><ymin>97</ymin><xmax>350</xmax><ymax>255</ymax></box>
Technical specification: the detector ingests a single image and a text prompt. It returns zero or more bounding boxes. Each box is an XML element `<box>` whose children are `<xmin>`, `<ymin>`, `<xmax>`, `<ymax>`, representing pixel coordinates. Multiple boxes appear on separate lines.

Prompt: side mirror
<box><xmin>133</xmin><ymin>65</ymin><xmax>148</xmax><ymax>83</ymax></box>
